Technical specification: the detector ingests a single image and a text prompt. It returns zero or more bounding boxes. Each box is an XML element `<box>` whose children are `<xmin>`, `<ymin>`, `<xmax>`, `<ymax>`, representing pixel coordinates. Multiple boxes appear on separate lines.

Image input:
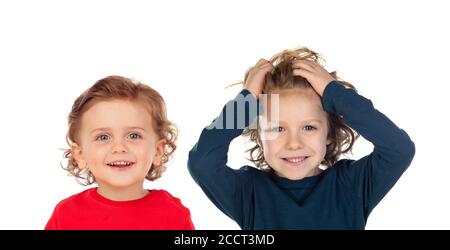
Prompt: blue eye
<box><xmin>271</xmin><ymin>127</ymin><xmax>285</xmax><ymax>133</ymax></box>
<box><xmin>128</xmin><ymin>132</ymin><xmax>142</xmax><ymax>140</ymax></box>
<box><xmin>304</xmin><ymin>125</ymin><xmax>316</xmax><ymax>131</ymax></box>
<box><xmin>96</xmin><ymin>134</ymin><xmax>110</xmax><ymax>141</ymax></box>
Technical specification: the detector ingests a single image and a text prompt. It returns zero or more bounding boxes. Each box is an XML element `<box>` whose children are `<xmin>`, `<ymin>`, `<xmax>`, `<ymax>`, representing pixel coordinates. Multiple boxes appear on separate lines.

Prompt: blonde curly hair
<box><xmin>62</xmin><ymin>75</ymin><xmax>177</xmax><ymax>185</ymax></box>
<box><xmin>242</xmin><ymin>47</ymin><xmax>358</xmax><ymax>170</ymax></box>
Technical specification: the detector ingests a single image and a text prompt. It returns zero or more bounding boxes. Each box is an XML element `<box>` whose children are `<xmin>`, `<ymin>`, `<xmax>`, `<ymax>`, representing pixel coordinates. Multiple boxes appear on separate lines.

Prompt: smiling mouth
<box><xmin>106</xmin><ymin>161</ymin><xmax>135</xmax><ymax>169</ymax></box>
<box><xmin>282</xmin><ymin>156</ymin><xmax>309</xmax><ymax>166</ymax></box>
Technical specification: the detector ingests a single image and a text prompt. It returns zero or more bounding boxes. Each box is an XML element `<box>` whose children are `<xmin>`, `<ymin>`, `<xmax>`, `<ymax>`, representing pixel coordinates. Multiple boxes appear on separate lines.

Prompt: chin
<box><xmin>275</xmin><ymin>171</ymin><xmax>306</xmax><ymax>181</ymax></box>
<box><xmin>104</xmin><ymin>179</ymin><xmax>137</xmax><ymax>188</ymax></box>
<box><xmin>281</xmin><ymin>168</ymin><xmax>320</xmax><ymax>180</ymax></box>
<box><xmin>287</xmin><ymin>174</ymin><xmax>308</xmax><ymax>181</ymax></box>
<box><xmin>105</xmin><ymin>183</ymin><xmax>132</xmax><ymax>189</ymax></box>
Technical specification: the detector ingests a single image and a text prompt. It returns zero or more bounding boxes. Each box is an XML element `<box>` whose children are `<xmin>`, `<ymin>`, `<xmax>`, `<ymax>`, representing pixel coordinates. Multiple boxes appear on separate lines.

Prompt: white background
<box><xmin>0</xmin><ymin>0</ymin><xmax>449</xmax><ymax>229</ymax></box>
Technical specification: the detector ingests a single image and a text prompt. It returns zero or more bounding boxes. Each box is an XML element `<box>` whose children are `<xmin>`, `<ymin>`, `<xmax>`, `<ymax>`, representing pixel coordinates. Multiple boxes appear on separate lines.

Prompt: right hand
<box><xmin>244</xmin><ymin>59</ymin><xmax>274</xmax><ymax>99</ymax></box>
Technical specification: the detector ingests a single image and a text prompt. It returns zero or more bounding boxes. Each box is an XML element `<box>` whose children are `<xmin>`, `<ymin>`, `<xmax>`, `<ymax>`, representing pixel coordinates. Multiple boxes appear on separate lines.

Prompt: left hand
<box><xmin>292</xmin><ymin>60</ymin><xmax>335</xmax><ymax>96</ymax></box>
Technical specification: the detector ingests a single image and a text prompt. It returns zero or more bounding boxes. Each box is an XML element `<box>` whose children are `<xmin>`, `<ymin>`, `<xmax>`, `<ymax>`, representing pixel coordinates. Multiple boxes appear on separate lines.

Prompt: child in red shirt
<box><xmin>46</xmin><ymin>76</ymin><xmax>194</xmax><ymax>230</ymax></box>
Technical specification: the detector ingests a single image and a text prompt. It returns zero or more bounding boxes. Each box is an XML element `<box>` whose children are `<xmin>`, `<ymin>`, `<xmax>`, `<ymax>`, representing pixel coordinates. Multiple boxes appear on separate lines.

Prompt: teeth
<box><xmin>108</xmin><ymin>161</ymin><xmax>133</xmax><ymax>167</ymax></box>
<box><xmin>284</xmin><ymin>157</ymin><xmax>307</xmax><ymax>163</ymax></box>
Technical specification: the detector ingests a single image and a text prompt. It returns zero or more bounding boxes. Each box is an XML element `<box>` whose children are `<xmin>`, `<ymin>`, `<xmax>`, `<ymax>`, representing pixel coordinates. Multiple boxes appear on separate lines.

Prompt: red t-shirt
<box><xmin>45</xmin><ymin>188</ymin><xmax>195</xmax><ymax>230</ymax></box>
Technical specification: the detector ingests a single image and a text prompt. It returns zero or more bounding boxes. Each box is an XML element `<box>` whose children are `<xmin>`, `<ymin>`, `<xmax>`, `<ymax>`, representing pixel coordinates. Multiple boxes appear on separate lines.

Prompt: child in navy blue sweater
<box><xmin>188</xmin><ymin>48</ymin><xmax>415</xmax><ymax>229</ymax></box>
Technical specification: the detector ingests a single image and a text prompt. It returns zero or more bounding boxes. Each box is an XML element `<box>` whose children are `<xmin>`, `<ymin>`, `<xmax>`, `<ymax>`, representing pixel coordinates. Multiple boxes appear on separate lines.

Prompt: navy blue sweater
<box><xmin>188</xmin><ymin>81</ymin><xmax>415</xmax><ymax>229</ymax></box>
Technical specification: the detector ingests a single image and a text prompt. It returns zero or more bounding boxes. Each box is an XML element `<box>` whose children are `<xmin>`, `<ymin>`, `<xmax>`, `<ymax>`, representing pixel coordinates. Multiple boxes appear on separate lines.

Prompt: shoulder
<box><xmin>333</xmin><ymin>159</ymin><xmax>356</xmax><ymax>168</ymax></box>
<box><xmin>325</xmin><ymin>158</ymin><xmax>369</xmax><ymax>190</ymax></box>
<box><xmin>326</xmin><ymin>158</ymin><xmax>357</xmax><ymax>176</ymax></box>
<box><xmin>52</xmin><ymin>188</ymin><xmax>94</xmax><ymax>212</ymax></box>
<box><xmin>149</xmin><ymin>190</ymin><xmax>191</xmax><ymax>215</ymax></box>
<box><xmin>238</xmin><ymin>165</ymin><xmax>268</xmax><ymax>180</ymax></box>
<box><xmin>236</xmin><ymin>165</ymin><xmax>275</xmax><ymax>188</ymax></box>
<box><xmin>238</xmin><ymin>165</ymin><xmax>265</xmax><ymax>176</ymax></box>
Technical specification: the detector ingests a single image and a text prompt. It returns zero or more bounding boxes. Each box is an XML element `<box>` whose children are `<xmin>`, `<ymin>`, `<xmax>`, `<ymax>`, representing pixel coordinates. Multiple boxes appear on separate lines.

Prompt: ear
<box><xmin>71</xmin><ymin>143</ymin><xmax>87</xmax><ymax>170</ymax></box>
<box><xmin>152</xmin><ymin>139</ymin><xmax>166</xmax><ymax>166</ymax></box>
<box><xmin>326</xmin><ymin>138</ymin><xmax>332</xmax><ymax>146</ymax></box>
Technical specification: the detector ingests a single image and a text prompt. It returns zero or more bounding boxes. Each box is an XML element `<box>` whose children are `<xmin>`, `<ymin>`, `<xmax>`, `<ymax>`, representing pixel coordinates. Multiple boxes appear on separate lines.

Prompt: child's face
<box><xmin>72</xmin><ymin>99</ymin><xmax>164</xmax><ymax>190</ymax></box>
<box><xmin>259</xmin><ymin>87</ymin><xmax>330</xmax><ymax>180</ymax></box>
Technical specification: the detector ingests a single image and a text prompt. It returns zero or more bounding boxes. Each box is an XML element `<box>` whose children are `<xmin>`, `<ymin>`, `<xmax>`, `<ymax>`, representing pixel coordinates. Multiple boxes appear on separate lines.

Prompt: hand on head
<box><xmin>292</xmin><ymin>60</ymin><xmax>335</xmax><ymax>97</ymax></box>
<box><xmin>244</xmin><ymin>58</ymin><xmax>274</xmax><ymax>98</ymax></box>
<box><xmin>244</xmin><ymin>58</ymin><xmax>335</xmax><ymax>98</ymax></box>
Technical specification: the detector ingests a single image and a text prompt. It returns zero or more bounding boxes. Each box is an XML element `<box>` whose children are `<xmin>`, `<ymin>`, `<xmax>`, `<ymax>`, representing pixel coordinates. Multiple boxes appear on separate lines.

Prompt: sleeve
<box><xmin>187</xmin><ymin>89</ymin><xmax>257</xmax><ymax>226</ymax></box>
<box><xmin>322</xmin><ymin>81</ymin><xmax>416</xmax><ymax>218</ymax></box>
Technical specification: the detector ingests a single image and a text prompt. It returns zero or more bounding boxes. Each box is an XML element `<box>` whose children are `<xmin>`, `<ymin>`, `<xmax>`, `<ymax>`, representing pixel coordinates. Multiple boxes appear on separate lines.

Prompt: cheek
<box><xmin>262</xmin><ymin>137</ymin><xmax>283</xmax><ymax>158</ymax></box>
<box><xmin>131</xmin><ymin>142</ymin><xmax>155</xmax><ymax>160</ymax></box>
<box><xmin>85</xmin><ymin>143</ymin><xmax>108</xmax><ymax>163</ymax></box>
<box><xmin>312</xmin><ymin>133</ymin><xmax>329</xmax><ymax>155</ymax></box>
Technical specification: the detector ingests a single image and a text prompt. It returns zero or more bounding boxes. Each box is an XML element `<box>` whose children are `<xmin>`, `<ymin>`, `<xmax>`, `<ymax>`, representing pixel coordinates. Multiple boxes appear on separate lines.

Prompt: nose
<box><xmin>286</xmin><ymin>131</ymin><xmax>304</xmax><ymax>150</ymax></box>
<box><xmin>111</xmin><ymin>139</ymin><xmax>128</xmax><ymax>154</ymax></box>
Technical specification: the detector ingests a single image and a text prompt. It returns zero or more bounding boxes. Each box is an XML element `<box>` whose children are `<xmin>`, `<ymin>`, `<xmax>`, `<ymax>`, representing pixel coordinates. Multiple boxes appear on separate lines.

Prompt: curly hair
<box><xmin>62</xmin><ymin>75</ymin><xmax>178</xmax><ymax>185</ymax></box>
<box><xmin>241</xmin><ymin>47</ymin><xmax>359</xmax><ymax>170</ymax></box>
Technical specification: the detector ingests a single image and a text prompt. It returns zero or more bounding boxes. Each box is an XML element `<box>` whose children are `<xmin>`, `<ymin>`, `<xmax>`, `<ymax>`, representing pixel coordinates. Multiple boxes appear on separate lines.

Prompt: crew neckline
<box><xmin>88</xmin><ymin>187</ymin><xmax>154</xmax><ymax>207</ymax></box>
<box><xmin>269</xmin><ymin>169</ymin><xmax>326</xmax><ymax>189</ymax></box>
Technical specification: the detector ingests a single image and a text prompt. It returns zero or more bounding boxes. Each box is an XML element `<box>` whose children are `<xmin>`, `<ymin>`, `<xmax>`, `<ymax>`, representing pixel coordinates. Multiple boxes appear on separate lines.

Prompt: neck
<box><xmin>96</xmin><ymin>182</ymin><xmax>148</xmax><ymax>201</ymax></box>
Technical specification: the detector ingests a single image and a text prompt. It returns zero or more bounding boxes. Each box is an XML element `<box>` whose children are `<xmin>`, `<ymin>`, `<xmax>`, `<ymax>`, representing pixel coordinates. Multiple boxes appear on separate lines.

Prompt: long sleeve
<box><xmin>187</xmin><ymin>89</ymin><xmax>257</xmax><ymax>226</ymax></box>
<box><xmin>322</xmin><ymin>81</ymin><xmax>415</xmax><ymax>218</ymax></box>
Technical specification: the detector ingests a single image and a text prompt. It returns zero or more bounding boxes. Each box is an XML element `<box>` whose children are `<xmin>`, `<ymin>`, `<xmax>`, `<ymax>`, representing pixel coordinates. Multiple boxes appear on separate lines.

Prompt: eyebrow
<box><xmin>302</xmin><ymin>119</ymin><xmax>324</xmax><ymax>124</ymax></box>
<box><xmin>272</xmin><ymin>119</ymin><xmax>324</xmax><ymax>124</ymax></box>
<box><xmin>89</xmin><ymin>126</ymin><xmax>147</xmax><ymax>134</ymax></box>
